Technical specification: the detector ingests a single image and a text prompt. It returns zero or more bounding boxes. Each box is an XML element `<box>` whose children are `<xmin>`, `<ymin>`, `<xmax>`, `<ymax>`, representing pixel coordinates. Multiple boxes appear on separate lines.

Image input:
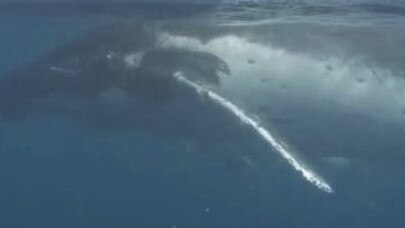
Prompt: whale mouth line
<box><xmin>173</xmin><ymin>71</ymin><xmax>334</xmax><ymax>194</ymax></box>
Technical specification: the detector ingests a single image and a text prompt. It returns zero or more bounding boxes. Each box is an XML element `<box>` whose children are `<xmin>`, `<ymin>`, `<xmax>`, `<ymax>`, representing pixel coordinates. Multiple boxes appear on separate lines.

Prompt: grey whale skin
<box><xmin>0</xmin><ymin>22</ymin><xmax>230</xmax><ymax>120</ymax></box>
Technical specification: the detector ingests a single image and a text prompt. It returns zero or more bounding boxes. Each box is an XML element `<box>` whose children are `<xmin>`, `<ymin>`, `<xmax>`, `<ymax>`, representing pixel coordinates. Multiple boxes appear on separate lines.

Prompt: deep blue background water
<box><xmin>1</xmin><ymin>3</ymin><xmax>405</xmax><ymax>228</ymax></box>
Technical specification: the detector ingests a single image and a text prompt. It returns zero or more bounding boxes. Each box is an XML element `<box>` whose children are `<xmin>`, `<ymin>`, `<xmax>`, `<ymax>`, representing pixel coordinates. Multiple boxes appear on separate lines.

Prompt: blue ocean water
<box><xmin>1</xmin><ymin>2</ymin><xmax>405</xmax><ymax>228</ymax></box>
<box><xmin>0</xmin><ymin>10</ymin><xmax>111</xmax><ymax>74</ymax></box>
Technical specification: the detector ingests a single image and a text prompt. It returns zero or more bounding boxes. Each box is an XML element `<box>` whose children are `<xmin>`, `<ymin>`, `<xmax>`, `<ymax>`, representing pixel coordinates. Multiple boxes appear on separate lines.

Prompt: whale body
<box><xmin>0</xmin><ymin>22</ymin><xmax>230</xmax><ymax>120</ymax></box>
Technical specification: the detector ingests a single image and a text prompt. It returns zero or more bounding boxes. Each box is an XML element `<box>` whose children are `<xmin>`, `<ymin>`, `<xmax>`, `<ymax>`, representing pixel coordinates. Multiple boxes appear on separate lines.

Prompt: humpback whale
<box><xmin>0</xmin><ymin>22</ymin><xmax>228</xmax><ymax>119</ymax></box>
<box><xmin>0</xmin><ymin>21</ymin><xmax>333</xmax><ymax>193</ymax></box>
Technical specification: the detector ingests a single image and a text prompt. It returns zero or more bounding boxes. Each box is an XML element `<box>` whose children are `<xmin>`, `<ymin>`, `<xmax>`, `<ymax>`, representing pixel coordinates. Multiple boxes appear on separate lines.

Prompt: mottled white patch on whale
<box><xmin>158</xmin><ymin>32</ymin><xmax>405</xmax><ymax>124</ymax></box>
<box><xmin>124</xmin><ymin>52</ymin><xmax>145</xmax><ymax>68</ymax></box>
